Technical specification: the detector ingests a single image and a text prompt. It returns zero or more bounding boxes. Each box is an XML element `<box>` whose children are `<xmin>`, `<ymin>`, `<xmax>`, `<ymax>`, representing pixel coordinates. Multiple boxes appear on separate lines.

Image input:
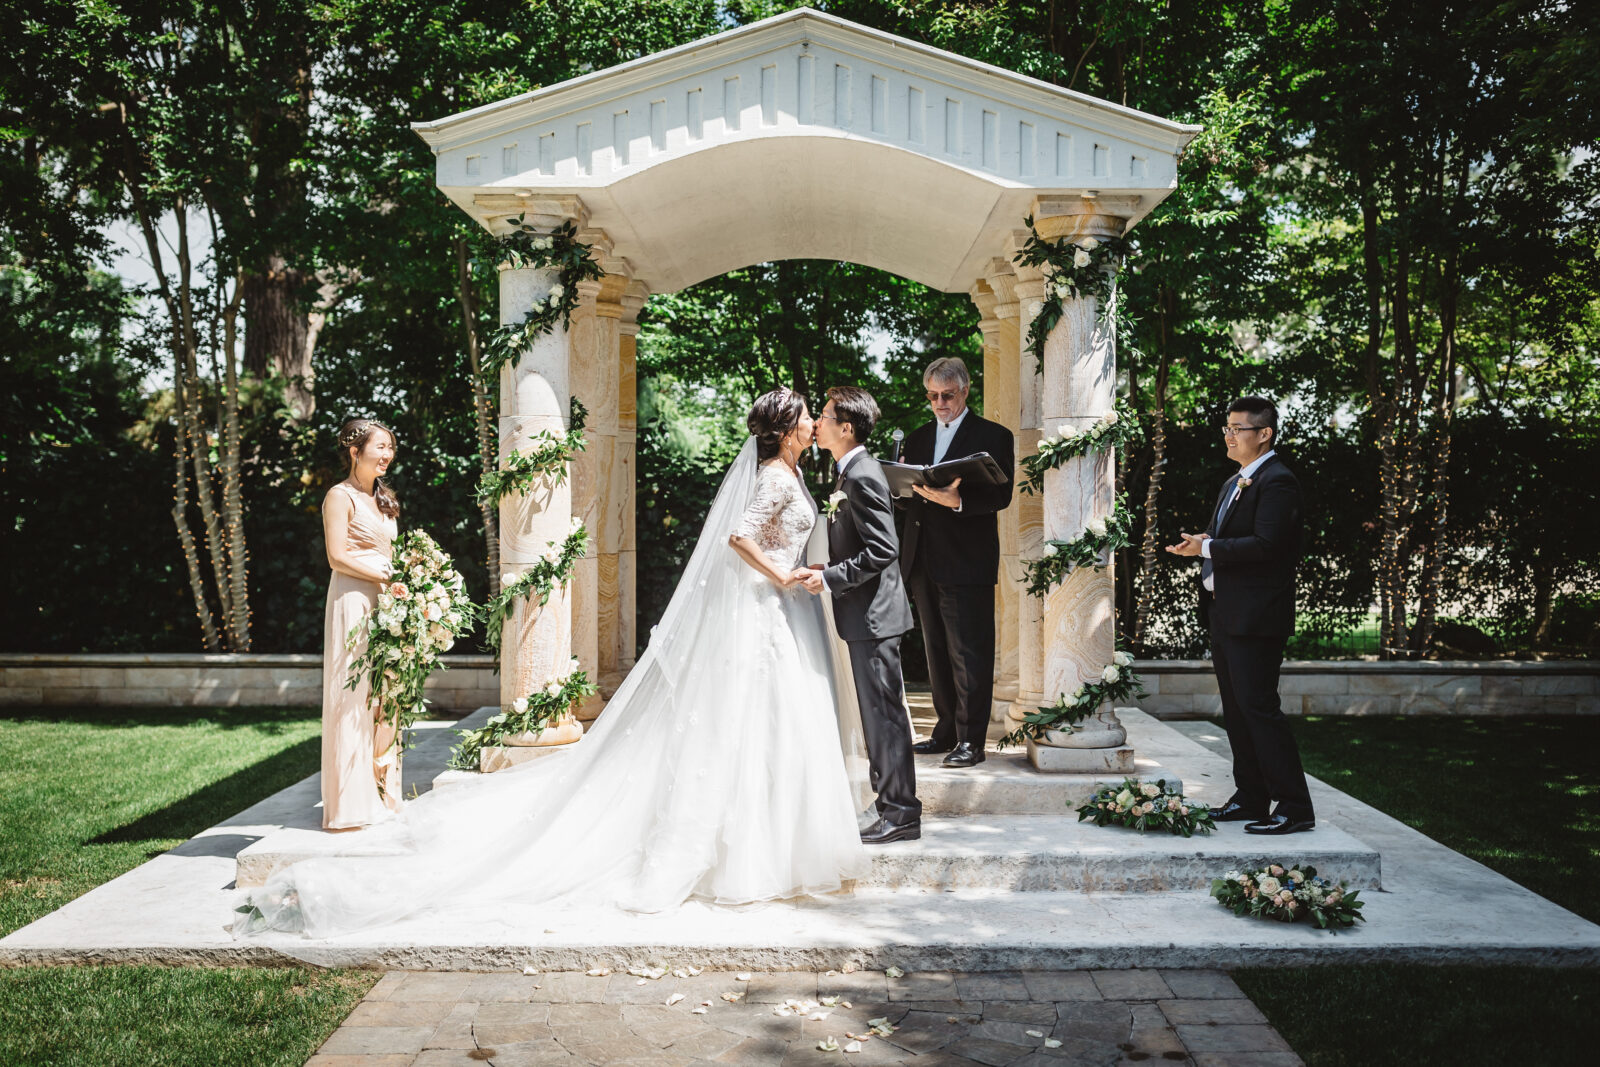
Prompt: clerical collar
<box><xmin>939</xmin><ymin>407</ymin><xmax>969</xmax><ymax>431</ymax></box>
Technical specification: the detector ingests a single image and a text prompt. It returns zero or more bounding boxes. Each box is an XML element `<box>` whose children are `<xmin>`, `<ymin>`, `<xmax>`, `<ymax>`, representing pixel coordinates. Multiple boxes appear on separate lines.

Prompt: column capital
<box><xmin>474</xmin><ymin>193</ymin><xmax>589</xmax><ymax>237</ymax></box>
<box><xmin>984</xmin><ymin>256</ymin><xmax>1019</xmax><ymax>319</ymax></box>
<box><xmin>618</xmin><ymin>280</ymin><xmax>650</xmax><ymax>337</ymax></box>
<box><xmin>1030</xmin><ymin>195</ymin><xmax>1138</xmax><ymax>244</ymax></box>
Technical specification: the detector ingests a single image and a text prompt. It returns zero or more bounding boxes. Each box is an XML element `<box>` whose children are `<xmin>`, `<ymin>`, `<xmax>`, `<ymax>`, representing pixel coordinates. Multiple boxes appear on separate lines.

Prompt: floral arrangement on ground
<box><xmin>484</xmin><ymin>518</ymin><xmax>589</xmax><ymax>652</ymax></box>
<box><xmin>346</xmin><ymin>530</ymin><xmax>476</xmax><ymax>781</ymax></box>
<box><xmin>1211</xmin><ymin>864</ymin><xmax>1366</xmax><ymax>931</ymax></box>
<box><xmin>998</xmin><ymin>651</ymin><xmax>1141</xmax><ymax>748</ymax></box>
<box><xmin>1077</xmin><ymin>777</ymin><xmax>1216</xmax><ymax>837</ymax></box>
<box><xmin>477</xmin><ymin>396</ymin><xmax>588</xmax><ymax>507</ymax></box>
<box><xmin>450</xmin><ymin>663</ymin><xmax>597</xmax><ymax>770</ymax></box>
<box><xmin>479</xmin><ymin>217</ymin><xmax>605</xmax><ymax>384</ymax></box>
<box><xmin>1021</xmin><ymin>397</ymin><xmax>1143</xmax><ymax>495</ymax></box>
<box><xmin>1022</xmin><ymin>493</ymin><xmax>1135</xmax><ymax>597</ymax></box>
<box><xmin>1012</xmin><ymin>214</ymin><xmax>1133</xmax><ymax>363</ymax></box>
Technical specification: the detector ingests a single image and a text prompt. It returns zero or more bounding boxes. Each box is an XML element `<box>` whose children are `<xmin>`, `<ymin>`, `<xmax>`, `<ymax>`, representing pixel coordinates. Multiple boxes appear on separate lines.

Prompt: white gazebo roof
<box><xmin>413</xmin><ymin>7</ymin><xmax>1200</xmax><ymax>294</ymax></box>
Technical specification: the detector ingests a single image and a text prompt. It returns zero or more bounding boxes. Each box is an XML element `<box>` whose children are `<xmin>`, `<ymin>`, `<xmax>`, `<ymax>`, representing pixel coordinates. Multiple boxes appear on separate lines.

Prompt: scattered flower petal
<box><xmin>666</xmin><ymin>993</ymin><xmax>685</xmax><ymax>1006</ymax></box>
<box><xmin>844</xmin><ymin>1040</ymin><xmax>863</xmax><ymax>1053</ymax></box>
<box><xmin>884</xmin><ymin>966</ymin><xmax>905</xmax><ymax>978</ymax></box>
<box><xmin>736</xmin><ymin>972</ymin><xmax>752</xmax><ymax>982</ymax></box>
<box><xmin>817</xmin><ymin>1037</ymin><xmax>839</xmax><ymax>1052</ymax></box>
<box><xmin>691</xmin><ymin>1006</ymin><xmax>708</xmax><ymax>1014</ymax></box>
<box><xmin>521</xmin><ymin>966</ymin><xmax>538</xmax><ymax>976</ymax></box>
<box><xmin>1045</xmin><ymin>1038</ymin><xmax>1063</xmax><ymax>1048</ymax></box>
<box><xmin>585</xmin><ymin>967</ymin><xmax>610</xmax><ymax>977</ymax></box>
<box><xmin>841</xmin><ymin>962</ymin><xmax>858</xmax><ymax>974</ymax></box>
<box><xmin>721</xmin><ymin>991</ymin><xmax>744</xmax><ymax>1003</ymax></box>
<box><xmin>1027</xmin><ymin>1030</ymin><xmax>1044</xmax><ymax>1038</ymax></box>
<box><xmin>820</xmin><ymin>996</ymin><xmax>840</xmax><ymax>1006</ymax></box>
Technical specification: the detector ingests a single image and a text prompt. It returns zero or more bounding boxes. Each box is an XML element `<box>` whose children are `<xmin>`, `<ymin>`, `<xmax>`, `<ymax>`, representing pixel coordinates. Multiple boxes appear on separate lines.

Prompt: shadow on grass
<box><xmin>0</xmin><ymin>704</ymin><xmax>316</xmax><ymax>736</ymax></box>
<box><xmin>88</xmin><ymin>736</ymin><xmax>320</xmax><ymax>852</ymax></box>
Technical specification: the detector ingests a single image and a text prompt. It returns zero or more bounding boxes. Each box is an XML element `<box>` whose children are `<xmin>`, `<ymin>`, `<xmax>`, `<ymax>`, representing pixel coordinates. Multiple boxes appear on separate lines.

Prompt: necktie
<box><xmin>1201</xmin><ymin>475</ymin><xmax>1242</xmax><ymax>588</ymax></box>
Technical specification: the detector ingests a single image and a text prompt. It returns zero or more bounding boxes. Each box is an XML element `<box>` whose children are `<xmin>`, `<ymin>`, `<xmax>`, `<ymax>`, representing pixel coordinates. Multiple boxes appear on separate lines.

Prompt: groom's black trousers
<box><xmin>847</xmin><ymin>635</ymin><xmax>921</xmax><ymax>826</ymax></box>
<box><xmin>1210</xmin><ymin>631</ymin><xmax>1314</xmax><ymax>821</ymax></box>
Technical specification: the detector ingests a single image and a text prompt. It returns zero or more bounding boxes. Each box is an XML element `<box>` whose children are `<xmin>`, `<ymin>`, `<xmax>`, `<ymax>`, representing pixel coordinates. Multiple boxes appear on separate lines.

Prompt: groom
<box><xmin>797</xmin><ymin>386</ymin><xmax>922</xmax><ymax>844</ymax></box>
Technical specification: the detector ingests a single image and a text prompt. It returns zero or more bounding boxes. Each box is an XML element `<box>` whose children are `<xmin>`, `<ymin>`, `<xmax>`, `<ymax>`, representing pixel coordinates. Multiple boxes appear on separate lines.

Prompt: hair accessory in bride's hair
<box><xmin>338</xmin><ymin>421</ymin><xmax>370</xmax><ymax>447</ymax></box>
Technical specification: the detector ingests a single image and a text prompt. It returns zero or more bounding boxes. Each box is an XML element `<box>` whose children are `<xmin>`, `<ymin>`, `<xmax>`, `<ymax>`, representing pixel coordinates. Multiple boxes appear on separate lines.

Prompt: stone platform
<box><xmin>4</xmin><ymin>708</ymin><xmax>1598</xmax><ymax>972</ymax></box>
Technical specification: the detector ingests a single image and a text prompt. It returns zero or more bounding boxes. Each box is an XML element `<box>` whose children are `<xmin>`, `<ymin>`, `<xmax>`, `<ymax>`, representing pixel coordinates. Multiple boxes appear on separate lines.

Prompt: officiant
<box><xmin>898</xmin><ymin>357</ymin><xmax>1015</xmax><ymax>768</ymax></box>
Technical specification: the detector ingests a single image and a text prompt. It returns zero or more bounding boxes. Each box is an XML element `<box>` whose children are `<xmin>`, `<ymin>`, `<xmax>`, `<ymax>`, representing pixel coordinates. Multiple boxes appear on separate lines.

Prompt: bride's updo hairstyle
<box><xmin>747</xmin><ymin>387</ymin><xmax>805</xmax><ymax>462</ymax></box>
<box><xmin>337</xmin><ymin>418</ymin><xmax>401</xmax><ymax>519</ymax></box>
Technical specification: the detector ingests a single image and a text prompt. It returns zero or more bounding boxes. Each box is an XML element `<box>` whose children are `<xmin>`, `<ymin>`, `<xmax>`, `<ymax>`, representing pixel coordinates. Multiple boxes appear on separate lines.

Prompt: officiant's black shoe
<box><xmin>912</xmin><ymin>739</ymin><xmax>955</xmax><ymax>755</ymax></box>
<box><xmin>1208</xmin><ymin>801</ymin><xmax>1269</xmax><ymax>822</ymax></box>
<box><xmin>1243</xmin><ymin>814</ymin><xmax>1316</xmax><ymax>835</ymax></box>
<box><xmin>860</xmin><ymin>817</ymin><xmax>920</xmax><ymax>845</ymax></box>
<box><xmin>942</xmin><ymin>742</ymin><xmax>985</xmax><ymax>768</ymax></box>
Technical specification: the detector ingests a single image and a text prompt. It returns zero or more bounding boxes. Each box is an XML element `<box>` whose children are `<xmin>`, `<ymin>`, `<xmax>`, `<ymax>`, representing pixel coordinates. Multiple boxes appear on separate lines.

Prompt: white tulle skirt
<box><xmin>239</xmin><ymin>567</ymin><xmax>869</xmax><ymax>940</ymax></box>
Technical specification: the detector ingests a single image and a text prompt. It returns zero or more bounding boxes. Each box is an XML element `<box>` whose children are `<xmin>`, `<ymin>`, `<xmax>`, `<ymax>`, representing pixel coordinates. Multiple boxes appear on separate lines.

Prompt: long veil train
<box><xmin>237</xmin><ymin>438</ymin><xmax>873</xmax><ymax>944</ymax></box>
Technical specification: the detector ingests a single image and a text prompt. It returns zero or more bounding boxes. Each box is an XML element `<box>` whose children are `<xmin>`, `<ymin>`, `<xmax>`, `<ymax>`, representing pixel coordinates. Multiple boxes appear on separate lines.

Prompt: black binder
<box><xmin>880</xmin><ymin>452</ymin><xmax>1010</xmax><ymax>499</ymax></box>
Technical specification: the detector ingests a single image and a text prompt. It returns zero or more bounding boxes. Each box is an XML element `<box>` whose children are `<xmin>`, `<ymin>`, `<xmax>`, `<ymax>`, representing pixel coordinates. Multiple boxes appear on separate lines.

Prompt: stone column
<box><xmin>566</xmin><ymin>235</ymin><xmax>625</xmax><ymax>723</ymax></box>
<box><xmin>1010</xmin><ymin>231</ymin><xmax>1049</xmax><ymax>724</ymax></box>
<box><xmin>983</xmin><ymin>258</ymin><xmax>1022</xmax><ymax>721</ymax></box>
<box><xmin>496</xmin><ymin>206</ymin><xmax>588</xmax><ymax>747</ymax></box>
<box><xmin>971</xmin><ymin>271</ymin><xmax>1019</xmax><ymax>722</ymax></box>
<box><xmin>1031</xmin><ymin>195</ymin><xmax>1136</xmax><ymax>771</ymax></box>
<box><xmin>613</xmin><ymin>282</ymin><xmax>648</xmax><ymax>686</ymax></box>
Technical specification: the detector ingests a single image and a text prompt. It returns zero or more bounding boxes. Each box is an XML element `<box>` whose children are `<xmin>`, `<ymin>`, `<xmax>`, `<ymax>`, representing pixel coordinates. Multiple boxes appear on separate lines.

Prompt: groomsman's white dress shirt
<box><xmin>1202</xmin><ymin>448</ymin><xmax>1276</xmax><ymax>592</ymax></box>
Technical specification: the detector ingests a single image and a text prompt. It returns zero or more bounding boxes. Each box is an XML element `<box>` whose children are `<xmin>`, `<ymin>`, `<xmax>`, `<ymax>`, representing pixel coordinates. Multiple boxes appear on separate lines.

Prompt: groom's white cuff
<box><xmin>1200</xmin><ymin>539</ymin><xmax>1212</xmax><ymax>558</ymax></box>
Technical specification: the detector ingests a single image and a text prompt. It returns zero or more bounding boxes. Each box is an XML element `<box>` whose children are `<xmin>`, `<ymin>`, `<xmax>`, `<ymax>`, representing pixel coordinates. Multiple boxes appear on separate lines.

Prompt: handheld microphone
<box><xmin>891</xmin><ymin>428</ymin><xmax>905</xmax><ymax>463</ymax></box>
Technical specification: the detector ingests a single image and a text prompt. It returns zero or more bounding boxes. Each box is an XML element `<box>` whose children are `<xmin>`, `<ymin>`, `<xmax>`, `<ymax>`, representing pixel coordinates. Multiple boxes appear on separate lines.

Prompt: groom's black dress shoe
<box><xmin>1208</xmin><ymin>801</ymin><xmax>1270</xmax><ymax>822</ymax></box>
<box><xmin>912</xmin><ymin>739</ymin><xmax>954</xmax><ymax>755</ymax></box>
<box><xmin>860</xmin><ymin>817</ymin><xmax>921</xmax><ymax>845</ymax></box>
<box><xmin>942</xmin><ymin>742</ymin><xmax>985</xmax><ymax>768</ymax></box>
<box><xmin>1244</xmin><ymin>814</ymin><xmax>1316</xmax><ymax>835</ymax></box>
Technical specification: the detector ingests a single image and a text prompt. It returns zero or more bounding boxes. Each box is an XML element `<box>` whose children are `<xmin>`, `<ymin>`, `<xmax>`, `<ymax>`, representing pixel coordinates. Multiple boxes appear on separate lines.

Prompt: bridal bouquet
<box><xmin>1077</xmin><ymin>778</ymin><xmax>1216</xmax><ymax>837</ymax></box>
<box><xmin>1210</xmin><ymin>864</ymin><xmax>1366</xmax><ymax>931</ymax></box>
<box><xmin>348</xmin><ymin>530</ymin><xmax>477</xmax><ymax>768</ymax></box>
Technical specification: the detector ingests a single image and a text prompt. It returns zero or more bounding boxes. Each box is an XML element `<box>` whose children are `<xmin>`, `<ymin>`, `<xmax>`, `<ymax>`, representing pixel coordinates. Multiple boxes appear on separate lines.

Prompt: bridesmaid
<box><xmin>320</xmin><ymin>418</ymin><xmax>403</xmax><ymax>830</ymax></box>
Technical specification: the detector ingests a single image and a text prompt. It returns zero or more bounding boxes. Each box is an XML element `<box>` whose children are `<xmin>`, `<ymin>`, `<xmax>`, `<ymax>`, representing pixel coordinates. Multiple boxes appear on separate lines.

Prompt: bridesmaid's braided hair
<box><xmin>747</xmin><ymin>387</ymin><xmax>806</xmax><ymax>462</ymax></box>
<box><xmin>337</xmin><ymin>418</ymin><xmax>401</xmax><ymax>519</ymax></box>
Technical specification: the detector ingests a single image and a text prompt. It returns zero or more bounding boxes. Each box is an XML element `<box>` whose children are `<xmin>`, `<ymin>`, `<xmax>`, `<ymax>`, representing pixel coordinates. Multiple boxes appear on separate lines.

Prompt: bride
<box><xmin>238</xmin><ymin>388</ymin><xmax>874</xmax><ymax>938</ymax></box>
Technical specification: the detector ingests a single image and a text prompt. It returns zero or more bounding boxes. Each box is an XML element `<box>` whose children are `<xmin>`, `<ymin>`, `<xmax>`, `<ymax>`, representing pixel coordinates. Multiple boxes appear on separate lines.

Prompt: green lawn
<box><xmin>1234</xmin><ymin>715</ymin><xmax>1600</xmax><ymax>1063</ymax></box>
<box><xmin>0</xmin><ymin>705</ymin><xmax>377</xmax><ymax>1067</ymax></box>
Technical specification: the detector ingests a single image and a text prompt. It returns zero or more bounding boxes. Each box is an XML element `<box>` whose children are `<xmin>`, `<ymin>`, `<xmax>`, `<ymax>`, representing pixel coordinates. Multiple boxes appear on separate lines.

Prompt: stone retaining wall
<box><xmin>2</xmin><ymin>654</ymin><xmax>1595</xmax><ymax>716</ymax></box>
<box><xmin>1137</xmin><ymin>660</ymin><xmax>1600</xmax><ymax>717</ymax></box>
<box><xmin>0</xmin><ymin>654</ymin><xmax>499</xmax><ymax>712</ymax></box>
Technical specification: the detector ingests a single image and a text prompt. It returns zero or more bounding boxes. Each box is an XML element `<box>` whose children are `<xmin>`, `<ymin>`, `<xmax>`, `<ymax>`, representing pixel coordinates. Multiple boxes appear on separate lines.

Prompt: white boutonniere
<box><xmin>824</xmin><ymin>490</ymin><xmax>846</xmax><ymax>519</ymax></box>
<box><xmin>1237</xmin><ymin>476</ymin><xmax>1253</xmax><ymax>489</ymax></box>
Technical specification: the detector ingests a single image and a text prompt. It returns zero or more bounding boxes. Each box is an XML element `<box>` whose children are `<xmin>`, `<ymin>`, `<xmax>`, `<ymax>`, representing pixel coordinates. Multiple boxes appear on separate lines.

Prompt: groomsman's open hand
<box><xmin>1165</xmin><ymin>532</ymin><xmax>1208</xmax><ymax>557</ymax></box>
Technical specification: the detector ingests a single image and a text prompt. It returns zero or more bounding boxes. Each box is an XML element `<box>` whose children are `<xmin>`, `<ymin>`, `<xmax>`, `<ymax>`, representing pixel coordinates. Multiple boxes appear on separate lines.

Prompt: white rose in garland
<box><xmin>1023</xmin><ymin>494</ymin><xmax>1135</xmax><ymax>598</ymax></box>
<box><xmin>998</xmin><ymin>651</ymin><xmax>1145</xmax><ymax>749</ymax></box>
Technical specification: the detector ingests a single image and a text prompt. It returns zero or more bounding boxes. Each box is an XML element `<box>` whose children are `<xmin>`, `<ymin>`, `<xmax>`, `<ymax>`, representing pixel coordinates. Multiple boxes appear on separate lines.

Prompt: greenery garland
<box><xmin>998</xmin><ymin>651</ymin><xmax>1143</xmax><ymax>748</ymax></box>
<box><xmin>1012</xmin><ymin>214</ymin><xmax>1133</xmax><ymax>366</ymax></box>
<box><xmin>484</xmin><ymin>519</ymin><xmax>590</xmax><ymax>652</ymax></box>
<box><xmin>448</xmin><ymin>666</ymin><xmax>598</xmax><ymax>770</ymax></box>
<box><xmin>1022</xmin><ymin>494</ymin><xmax>1136</xmax><ymax>597</ymax></box>
<box><xmin>1077</xmin><ymin>777</ymin><xmax>1217</xmax><ymax>837</ymax></box>
<box><xmin>476</xmin><ymin>397</ymin><xmax>589</xmax><ymax>507</ymax></box>
<box><xmin>480</xmin><ymin>217</ymin><xmax>605</xmax><ymax>385</ymax></box>
<box><xmin>1021</xmin><ymin>397</ymin><xmax>1144</xmax><ymax>495</ymax></box>
<box><xmin>1211</xmin><ymin>864</ymin><xmax>1366</xmax><ymax>932</ymax></box>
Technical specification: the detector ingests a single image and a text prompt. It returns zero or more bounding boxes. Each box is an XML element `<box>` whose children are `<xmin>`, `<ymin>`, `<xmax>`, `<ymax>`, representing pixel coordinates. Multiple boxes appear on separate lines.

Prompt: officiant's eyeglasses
<box><xmin>926</xmin><ymin>388</ymin><xmax>964</xmax><ymax>402</ymax></box>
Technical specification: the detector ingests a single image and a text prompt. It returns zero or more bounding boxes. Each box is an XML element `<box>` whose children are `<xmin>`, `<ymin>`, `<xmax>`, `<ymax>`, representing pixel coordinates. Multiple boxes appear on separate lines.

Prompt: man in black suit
<box><xmin>898</xmin><ymin>357</ymin><xmax>1015</xmax><ymax>769</ymax></box>
<box><xmin>798</xmin><ymin>386</ymin><xmax>921</xmax><ymax>844</ymax></box>
<box><xmin>1166</xmin><ymin>396</ymin><xmax>1315</xmax><ymax>835</ymax></box>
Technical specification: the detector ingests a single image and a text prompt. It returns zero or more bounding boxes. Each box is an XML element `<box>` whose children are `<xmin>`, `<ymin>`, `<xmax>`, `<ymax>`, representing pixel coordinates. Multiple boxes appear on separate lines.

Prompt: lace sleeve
<box><xmin>733</xmin><ymin>466</ymin><xmax>790</xmax><ymax>542</ymax></box>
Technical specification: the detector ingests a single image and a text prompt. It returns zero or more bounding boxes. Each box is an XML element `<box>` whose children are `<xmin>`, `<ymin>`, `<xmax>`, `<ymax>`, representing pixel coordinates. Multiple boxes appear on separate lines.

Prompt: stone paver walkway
<box><xmin>307</xmin><ymin>968</ymin><xmax>1302</xmax><ymax>1066</ymax></box>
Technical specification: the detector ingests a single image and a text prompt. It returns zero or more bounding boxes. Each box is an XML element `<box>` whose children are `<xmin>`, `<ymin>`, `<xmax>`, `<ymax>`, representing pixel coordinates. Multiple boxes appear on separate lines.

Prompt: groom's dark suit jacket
<box><xmin>1199</xmin><ymin>453</ymin><xmax>1303</xmax><ymax>638</ymax></box>
<box><xmin>823</xmin><ymin>453</ymin><xmax>914</xmax><ymax>643</ymax></box>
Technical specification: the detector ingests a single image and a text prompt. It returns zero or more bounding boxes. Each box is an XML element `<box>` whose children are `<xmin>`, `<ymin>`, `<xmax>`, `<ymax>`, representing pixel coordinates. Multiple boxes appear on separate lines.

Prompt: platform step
<box><xmin>856</xmin><ymin>814</ymin><xmax>1380</xmax><ymax>892</ymax></box>
<box><xmin>431</xmin><ymin>748</ymin><xmax>1188</xmax><ymax>817</ymax></box>
<box><xmin>236</xmin><ymin>812</ymin><xmax>1378</xmax><ymax>894</ymax></box>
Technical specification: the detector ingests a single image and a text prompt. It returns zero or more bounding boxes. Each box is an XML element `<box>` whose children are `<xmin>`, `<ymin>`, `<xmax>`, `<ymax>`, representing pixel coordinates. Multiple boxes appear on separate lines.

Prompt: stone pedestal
<box><xmin>1026</xmin><ymin>741</ymin><xmax>1136</xmax><ymax>774</ymax></box>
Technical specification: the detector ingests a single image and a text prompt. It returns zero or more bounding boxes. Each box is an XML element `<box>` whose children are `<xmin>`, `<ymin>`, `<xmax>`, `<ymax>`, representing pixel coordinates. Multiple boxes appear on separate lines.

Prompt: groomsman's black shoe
<box><xmin>942</xmin><ymin>742</ymin><xmax>985</xmax><ymax>768</ymax></box>
<box><xmin>912</xmin><ymin>739</ymin><xmax>955</xmax><ymax>755</ymax></box>
<box><xmin>1244</xmin><ymin>814</ymin><xmax>1316</xmax><ymax>835</ymax></box>
<box><xmin>1208</xmin><ymin>801</ymin><xmax>1270</xmax><ymax>822</ymax></box>
<box><xmin>860</xmin><ymin>817</ymin><xmax>921</xmax><ymax>845</ymax></box>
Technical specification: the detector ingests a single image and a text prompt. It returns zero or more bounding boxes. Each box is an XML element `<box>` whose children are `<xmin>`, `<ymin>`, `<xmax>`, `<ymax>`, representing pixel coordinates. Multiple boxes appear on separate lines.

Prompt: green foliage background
<box><xmin>2</xmin><ymin>0</ymin><xmax>1597</xmax><ymax>658</ymax></box>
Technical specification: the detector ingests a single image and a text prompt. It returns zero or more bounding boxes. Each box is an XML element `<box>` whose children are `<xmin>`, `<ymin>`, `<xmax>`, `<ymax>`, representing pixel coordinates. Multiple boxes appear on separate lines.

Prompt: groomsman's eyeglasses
<box><xmin>1222</xmin><ymin>423</ymin><xmax>1266</xmax><ymax>438</ymax></box>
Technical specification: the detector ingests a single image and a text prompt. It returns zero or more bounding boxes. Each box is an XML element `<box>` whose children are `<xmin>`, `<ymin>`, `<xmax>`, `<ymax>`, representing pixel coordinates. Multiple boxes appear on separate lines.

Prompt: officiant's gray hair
<box><xmin>923</xmin><ymin>356</ymin><xmax>970</xmax><ymax>391</ymax></box>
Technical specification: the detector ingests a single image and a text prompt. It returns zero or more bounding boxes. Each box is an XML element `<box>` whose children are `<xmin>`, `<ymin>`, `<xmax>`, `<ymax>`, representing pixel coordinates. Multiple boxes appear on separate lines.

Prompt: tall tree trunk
<box><xmin>220</xmin><ymin>264</ymin><xmax>251</xmax><ymax>650</ymax></box>
<box><xmin>1133</xmin><ymin>287</ymin><xmax>1173</xmax><ymax>649</ymax></box>
<box><xmin>457</xmin><ymin>237</ymin><xmax>500</xmax><ymax>596</ymax></box>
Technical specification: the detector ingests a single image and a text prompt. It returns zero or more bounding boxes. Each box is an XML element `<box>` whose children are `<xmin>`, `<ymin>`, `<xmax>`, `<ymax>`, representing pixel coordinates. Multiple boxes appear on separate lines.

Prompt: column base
<box><xmin>1026</xmin><ymin>741</ymin><xmax>1136</xmax><ymax>774</ymax></box>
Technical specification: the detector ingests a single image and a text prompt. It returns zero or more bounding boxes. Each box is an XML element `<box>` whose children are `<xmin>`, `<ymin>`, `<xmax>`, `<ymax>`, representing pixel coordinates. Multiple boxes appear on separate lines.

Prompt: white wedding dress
<box><xmin>237</xmin><ymin>438</ymin><xmax>872</xmax><ymax>941</ymax></box>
